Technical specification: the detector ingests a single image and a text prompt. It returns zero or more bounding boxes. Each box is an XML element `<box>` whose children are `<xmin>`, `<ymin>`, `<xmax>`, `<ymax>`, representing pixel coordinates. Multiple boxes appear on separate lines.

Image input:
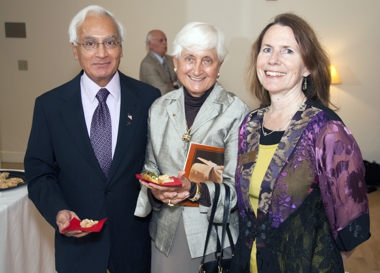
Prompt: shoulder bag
<box><xmin>199</xmin><ymin>183</ymin><xmax>235</xmax><ymax>273</ymax></box>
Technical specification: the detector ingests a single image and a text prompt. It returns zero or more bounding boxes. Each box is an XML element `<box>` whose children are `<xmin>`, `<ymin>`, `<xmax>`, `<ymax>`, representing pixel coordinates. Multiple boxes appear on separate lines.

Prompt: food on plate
<box><xmin>141</xmin><ymin>171</ymin><xmax>174</xmax><ymax>184</ymax></box>
<box><xmin>158</xmin><ymin>174</ymin><xmax>174</xmax><ymax>184</ymax></box>
<box><xmin>0</xmin><ymin>172</ymin><xmax>25</xmax><ymax>189</ymax></box>
<box><xmin>80</xmin><ymin>218</ymin><xmax>99</xmax><ymax>228</ymax></box>
<box><xmin>141</xmin><ymin>171</ymin><xmax>159</xmax><ymax>183</ymax></box>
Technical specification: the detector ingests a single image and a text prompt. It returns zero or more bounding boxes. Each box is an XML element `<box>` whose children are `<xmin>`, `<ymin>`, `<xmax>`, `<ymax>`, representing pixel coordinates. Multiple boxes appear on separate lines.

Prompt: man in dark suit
<box><xmin>24</xmin><ymin>5</ymin><xmax>160</xmax><ymax>273</ymax></box>
<box><xmin>139</xmin><ymin>30</ymin><xmax>180</xmax><ymax>95</ymax></box>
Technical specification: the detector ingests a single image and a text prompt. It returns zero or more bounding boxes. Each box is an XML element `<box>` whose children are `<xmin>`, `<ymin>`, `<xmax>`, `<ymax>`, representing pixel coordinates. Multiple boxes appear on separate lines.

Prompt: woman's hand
<box><xmin>139</xmin><ymin>170</ymin><xmax>192</xmax><ymax>205</ymax></box>
<box><xmin>177</xmin><ymin>170</ymin><xmax>192</xmax><ymax>192</ymax></box>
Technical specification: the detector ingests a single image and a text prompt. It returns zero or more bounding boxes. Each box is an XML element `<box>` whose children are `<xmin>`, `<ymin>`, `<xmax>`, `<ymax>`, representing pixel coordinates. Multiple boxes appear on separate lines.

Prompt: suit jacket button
<box><xmin>105</xmin><ymin>189</ymin><xmax>110</xmax><ymax>194</ymax></box>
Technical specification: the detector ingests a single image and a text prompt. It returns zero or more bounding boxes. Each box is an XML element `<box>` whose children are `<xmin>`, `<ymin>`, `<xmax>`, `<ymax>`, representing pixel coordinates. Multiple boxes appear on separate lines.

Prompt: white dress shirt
<box><xmin>80</xmin><ymin>72</ymin><xmax>121</xmax><ymax>157</ymax></box>
<box><xmin>151</xmin><ymin>51</ymin><xmax>164</xmax><ymax>65</ymax></box>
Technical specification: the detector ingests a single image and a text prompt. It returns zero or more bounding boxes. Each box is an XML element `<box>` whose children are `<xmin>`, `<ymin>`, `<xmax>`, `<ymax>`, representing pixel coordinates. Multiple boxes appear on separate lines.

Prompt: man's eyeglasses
<box><xmin>77</xmin><ymin>39</ymin><xmax>121</xmax><ymax>50</ymax></box>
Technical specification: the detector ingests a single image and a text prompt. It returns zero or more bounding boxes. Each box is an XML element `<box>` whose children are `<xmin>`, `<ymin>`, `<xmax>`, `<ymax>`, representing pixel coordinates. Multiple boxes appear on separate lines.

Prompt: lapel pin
<box><xmin>128</xmin><ymin>114</ymin><xmax>132</xmax><ymax>120</ymax></box>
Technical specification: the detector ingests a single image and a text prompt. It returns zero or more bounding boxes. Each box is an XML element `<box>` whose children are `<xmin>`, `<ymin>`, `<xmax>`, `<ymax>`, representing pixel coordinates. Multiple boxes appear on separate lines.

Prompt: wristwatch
<box><xmin>188</xmin><ymin>183</ymin><xmax>202</xmax><ymax>202</ymax></box>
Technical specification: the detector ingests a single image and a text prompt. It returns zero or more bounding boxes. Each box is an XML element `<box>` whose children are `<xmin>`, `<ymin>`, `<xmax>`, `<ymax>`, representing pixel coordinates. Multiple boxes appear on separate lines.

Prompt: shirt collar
<box><xmin>151</xmin><ymin>51</ymin><xmax>164</xmax><ymax>64</ymax></box>
<box><xmin>82</xmin><ymin>71</ymin><xmax>121</xmax><ymax>103</ymax></box>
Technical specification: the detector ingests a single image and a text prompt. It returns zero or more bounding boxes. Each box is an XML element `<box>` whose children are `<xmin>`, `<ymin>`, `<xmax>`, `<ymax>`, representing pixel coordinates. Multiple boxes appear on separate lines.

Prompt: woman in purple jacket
<box><xmin>231</xmin><ymin>13</ymin><xmax>370</xmax><ymax>273</ymax></box>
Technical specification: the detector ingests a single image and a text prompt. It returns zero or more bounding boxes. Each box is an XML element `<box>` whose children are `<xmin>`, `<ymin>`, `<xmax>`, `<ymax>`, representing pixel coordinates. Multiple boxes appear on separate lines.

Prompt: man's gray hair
<box><xmin>172</xmin><ymin>22</ymin><xmax>227</xmax><ymax>62</ymax></box>
<box><xmin>145</xmin><ymin>32</ymin><xmax>153</xmax><ymax>48</ymax></box>
<box><xmin>68</xmin><ymin>5</ymin><xmax>124</xmax><ymax>45</ymax></box>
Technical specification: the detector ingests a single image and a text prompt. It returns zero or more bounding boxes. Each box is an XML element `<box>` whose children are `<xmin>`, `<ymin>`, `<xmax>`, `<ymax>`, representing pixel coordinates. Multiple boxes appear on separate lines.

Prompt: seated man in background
<box><xmin>140</xmin><ymin>29</ymin><xmax>180</xmax><ymax>95</ymax></box>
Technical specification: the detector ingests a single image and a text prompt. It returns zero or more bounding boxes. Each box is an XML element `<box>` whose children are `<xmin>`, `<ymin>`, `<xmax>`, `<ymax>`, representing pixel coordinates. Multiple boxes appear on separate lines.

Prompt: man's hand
<box><xmin>56</xmin><ymin>209</ymin><xmax>90</xmax><ymax>238</ymax></box>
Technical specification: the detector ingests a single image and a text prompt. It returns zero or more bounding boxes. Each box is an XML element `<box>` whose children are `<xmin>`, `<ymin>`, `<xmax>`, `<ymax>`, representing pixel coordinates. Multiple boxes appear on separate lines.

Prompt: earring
<box><xmin>217</xmin><ymin>73</ymin><xmax>220</xmax><ymax>79</ymax></box>
<box><xmin>302</xmin><ymin>77</ymin><xmax>307</xmax><ymax>91</ymax></box>
<box><xmin>174</xmin><ymin>67</ymin><xmax>177</xmax><ymax>73</ymax></box>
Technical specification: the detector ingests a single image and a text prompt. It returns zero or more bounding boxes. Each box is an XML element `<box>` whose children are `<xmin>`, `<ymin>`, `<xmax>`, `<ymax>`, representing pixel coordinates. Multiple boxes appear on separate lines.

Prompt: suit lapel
<box><xmin>164</xmin><ymin>55</ymin><xmax>175</xmax><ymax>81</ymax></box>
<box><xmin>191</xmin><ymin>83</ymin><xmax>226</xmax><ymax>134</ymax></box>
<box><xmin>165</xmin><ymin>84</ymin><xmax>230</xmax><ymax>138</ymax></box>
<box><xmin>107</xmin><ymin>77</ymin><xmax>142</xmax><ymax>182</ymax></box>
<box><xmin>163</xmin><ymin>83</ymin><xmax>232</xmax><ymax>145</ymax></box>
<box><xmin>149</xmin><ymin>51</ymin><xmax>171</xmax><ymax>81</ymax></box>
<box><xmin>58</xmin><ymin>72</ymin><xmax>148</xmax><ymax>182</ymax></box>
<box><xmin>191</xmin><ymin>100</ymin><xmax>219</xmax><ymax>133</ymax></box>
<box><xmin>59</xmin><ymin>74</ymin><xmax>105</xmax><ymax>179</ymax></box>
<box><xmin>166</xmin><ymin>90</ymin><xmax>187</xmax><ymax>139</ymax></box>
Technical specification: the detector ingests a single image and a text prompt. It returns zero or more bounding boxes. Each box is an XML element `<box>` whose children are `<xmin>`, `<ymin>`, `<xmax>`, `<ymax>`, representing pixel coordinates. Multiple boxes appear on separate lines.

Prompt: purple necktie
<box><xmin>90</xmin><ymin>88</ymin><xmax>112</xmax><ymax>177</ymax></box>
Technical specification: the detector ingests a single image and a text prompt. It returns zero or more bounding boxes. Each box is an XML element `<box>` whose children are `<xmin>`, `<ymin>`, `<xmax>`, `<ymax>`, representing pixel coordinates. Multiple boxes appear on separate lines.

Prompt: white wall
<box><xmin>1</xmin><ymin>0</ymin><xmax>380</xmax><ymax>163</ymax></box>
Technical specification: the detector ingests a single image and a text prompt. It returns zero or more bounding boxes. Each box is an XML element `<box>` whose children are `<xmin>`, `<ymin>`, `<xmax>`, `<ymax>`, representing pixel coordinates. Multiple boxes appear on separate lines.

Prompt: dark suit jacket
<box><xmin>24</xmin><ymin>71</ymin><xmax>160</xmax><ymax>273</ymax></box>
<box><xmin>139</xmin><ymin>51</ymin><xmax>178</xmax><ymax>95</ymax></box>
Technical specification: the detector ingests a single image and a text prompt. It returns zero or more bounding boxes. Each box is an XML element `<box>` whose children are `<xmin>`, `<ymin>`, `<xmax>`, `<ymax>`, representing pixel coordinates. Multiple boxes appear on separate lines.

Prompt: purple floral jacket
<box><xmin>231</xmin><ymin>100</ymin><xmax>370</xmax><ymax>273</ymax></box>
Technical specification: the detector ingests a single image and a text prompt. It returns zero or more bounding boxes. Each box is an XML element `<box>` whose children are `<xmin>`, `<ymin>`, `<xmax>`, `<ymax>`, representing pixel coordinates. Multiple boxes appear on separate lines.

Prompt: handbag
<box><xmin>199</xmin><ymin>183</ymin><xmax>235</xmax><ymax>273</ymax></box>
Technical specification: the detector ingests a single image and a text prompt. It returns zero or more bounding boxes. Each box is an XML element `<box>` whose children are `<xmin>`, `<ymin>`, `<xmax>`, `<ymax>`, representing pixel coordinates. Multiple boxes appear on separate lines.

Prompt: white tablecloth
<box><xmin>0</xmin><ymin>171</ymin><xmax>56</xmax><ymax>273</ymax></box>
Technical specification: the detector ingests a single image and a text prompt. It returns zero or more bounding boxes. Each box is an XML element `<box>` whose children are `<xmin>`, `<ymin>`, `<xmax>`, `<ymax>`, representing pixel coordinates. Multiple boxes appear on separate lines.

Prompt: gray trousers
<box><xmin>151</xmin><ymin>215</ymin><xmax>232</xmax><ymax>273</ymax></box>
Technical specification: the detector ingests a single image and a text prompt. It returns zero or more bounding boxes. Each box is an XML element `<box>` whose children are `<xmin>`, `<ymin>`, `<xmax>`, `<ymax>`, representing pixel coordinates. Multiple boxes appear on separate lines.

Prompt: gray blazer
<box><xmin>134</xmin><ymin>82</ymin><xmax>250</xmax><ymax>258</ymax></box>
<box><xmin>139</xmin><ymin>51</ymin><xmax>178</xmax><ymax>95</ymax></box>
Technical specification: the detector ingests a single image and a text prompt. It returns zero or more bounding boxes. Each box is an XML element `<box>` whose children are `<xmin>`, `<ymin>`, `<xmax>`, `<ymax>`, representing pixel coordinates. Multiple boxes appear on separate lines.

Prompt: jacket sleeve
<box><xmin>24</xmin><ymin>98</ymin><xmax>70</xmax><ymax>228</ymax></box>
<box><xmin>316</xmin><ymin>120</ymin><xmax>370</xmax><ymax>251</ymax></box>
<box><xmin>134</xmin><ymin>106</ymin><xmax>157</xmax><ymax>217</ymax></box>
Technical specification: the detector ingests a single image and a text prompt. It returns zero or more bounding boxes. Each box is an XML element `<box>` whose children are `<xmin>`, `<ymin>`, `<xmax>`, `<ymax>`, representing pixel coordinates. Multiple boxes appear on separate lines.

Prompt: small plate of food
<box><xmin>0</xmin><ymin>170</ymin><xmax>26</xmax><ymax>191</ymax></box>
<box><xmin>61</xmin><ymin>217</ymin><xmax>107</xmax><ymax>232</ymax></box>
<box><xmin>136</xmin><ymin>172</ymin><xmax>182</xmax><ymax>187</ymax></box>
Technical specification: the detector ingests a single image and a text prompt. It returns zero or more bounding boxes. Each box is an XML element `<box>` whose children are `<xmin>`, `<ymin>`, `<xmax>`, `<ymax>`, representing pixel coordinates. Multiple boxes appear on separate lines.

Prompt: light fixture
<box><xmin>330</xmin><ymin>65</ymin><xmax>341</xmax><ymax>85</ymax></box>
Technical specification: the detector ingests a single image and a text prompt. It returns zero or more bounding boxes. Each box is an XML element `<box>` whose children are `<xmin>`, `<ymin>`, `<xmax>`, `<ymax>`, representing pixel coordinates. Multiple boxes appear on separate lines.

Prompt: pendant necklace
<box><xmin>182</xmin><ymin>122</ymin><xmax>192</xmax><ymax>142</ymax></box>
<box><xmin>261</xmin><ymin>113</ymin><xmax>291</xmax><ymax>137</ymax></box>
<box><xmin>262</xmin><ymin>99</ymin><xmax>306</xmax><ymax>137</ymax></box>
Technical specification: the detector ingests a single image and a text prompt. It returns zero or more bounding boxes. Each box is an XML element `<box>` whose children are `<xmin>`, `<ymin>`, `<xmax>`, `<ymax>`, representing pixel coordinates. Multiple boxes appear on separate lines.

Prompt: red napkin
<box><xmin>136</xmin><ymin>174</ymin><xmax>182</xmax><ymax>187</ymax></box>
<box><xmin>61</xmin><ymin>217</ymin><xmax>107</xmax><ymax>233</ymax></box>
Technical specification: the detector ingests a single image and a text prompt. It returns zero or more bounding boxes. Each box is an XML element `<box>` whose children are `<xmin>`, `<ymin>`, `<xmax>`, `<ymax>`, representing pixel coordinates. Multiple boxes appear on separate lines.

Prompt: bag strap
<box><xmin>216</xmin><ymin>184</ymin><xmax>230</xmax><ymax>269</ymax></box>
<box><xmin>226</xmin><ymin>223</ymin><xmax>235</xmax><ymax>255</ymax></box>
<box><xmin>199</xmin><ymin>183</ymin><xmax>221</xmax><ymax>269</ymax></box>
<box><xmin>215</xmin><ymin>223</ymin><xmax>235</xmax><ymax>256</ymax></box>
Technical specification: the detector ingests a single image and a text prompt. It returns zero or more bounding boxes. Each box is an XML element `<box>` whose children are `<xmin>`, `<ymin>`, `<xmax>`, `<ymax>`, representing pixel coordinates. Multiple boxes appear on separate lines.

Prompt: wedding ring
<box><xmin>168</xmin><ymin>200</ymin><xmax>174</xmax><ymax>207</ymax></box>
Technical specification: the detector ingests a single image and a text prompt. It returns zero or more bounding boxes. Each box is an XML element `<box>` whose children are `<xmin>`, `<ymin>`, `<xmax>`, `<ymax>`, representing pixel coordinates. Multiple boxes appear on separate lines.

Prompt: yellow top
<box><xmin>249</xmin><ymin>144</ymin><xmax>278</xmax><ymax>273</ymax></box>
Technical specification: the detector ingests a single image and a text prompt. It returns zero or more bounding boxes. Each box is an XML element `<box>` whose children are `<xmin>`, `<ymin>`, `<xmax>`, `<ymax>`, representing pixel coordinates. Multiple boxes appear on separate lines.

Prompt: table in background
<box><xmin>0</xmin><ymin>170</ymin><xmax>55</xmax><ymax>273</ymax></box>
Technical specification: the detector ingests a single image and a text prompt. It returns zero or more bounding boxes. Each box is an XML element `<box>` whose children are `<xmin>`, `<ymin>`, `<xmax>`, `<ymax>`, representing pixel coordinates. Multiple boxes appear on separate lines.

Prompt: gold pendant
<box><xmin>182</xmin><ymin>133</ymin><xmax>191</xmax><ymax>142</ymax></box>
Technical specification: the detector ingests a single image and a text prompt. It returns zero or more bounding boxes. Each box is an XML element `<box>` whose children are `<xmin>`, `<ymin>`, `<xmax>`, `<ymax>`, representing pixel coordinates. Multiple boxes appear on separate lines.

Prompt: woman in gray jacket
<box><xmin>134</xmin><ymin>22</ymin><xmax>250</xmax><ymax>273</ymax></box>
